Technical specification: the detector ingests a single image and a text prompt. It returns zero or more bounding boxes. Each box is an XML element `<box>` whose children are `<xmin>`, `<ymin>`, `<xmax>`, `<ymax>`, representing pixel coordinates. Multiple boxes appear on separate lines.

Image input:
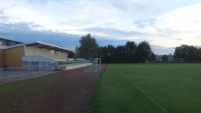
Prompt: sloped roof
<box><xmin>0</xmin><ymin>37</ymin><xmax>23</xmax><ymax>44</ymax></box>
<box><xmin>26</xmin><ymin>41</ymin><xmax>72</xmax><ymax>52</ymax></box>
<box><xmin>0</xmin><ymin>37</ymin><xmax>72</xmax><ymax>53</ymax></box>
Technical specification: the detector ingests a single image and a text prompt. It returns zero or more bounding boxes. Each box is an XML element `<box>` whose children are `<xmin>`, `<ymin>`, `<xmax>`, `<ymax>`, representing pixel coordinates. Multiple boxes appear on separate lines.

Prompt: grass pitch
<box><xmin>90</xmin><ymin>64</ymin><xmax>201</xmax><ymax>113</ymax></box>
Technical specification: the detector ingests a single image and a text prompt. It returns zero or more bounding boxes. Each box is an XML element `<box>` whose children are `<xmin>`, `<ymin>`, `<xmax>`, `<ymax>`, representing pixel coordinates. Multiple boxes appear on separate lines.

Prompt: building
<box><xmin>0</xmin><ymin>37</ymin><xmax>72</xmax><ymax>70</ymax></box>
<box><xmin>155</xmin><ymin>55</ymin><xmax>162</xmax><ymax>62</ymax></box>
<box><xmin>0</xmin><ymin>38</ymin><xmax>23</xmax><ymax>49</ymax></box>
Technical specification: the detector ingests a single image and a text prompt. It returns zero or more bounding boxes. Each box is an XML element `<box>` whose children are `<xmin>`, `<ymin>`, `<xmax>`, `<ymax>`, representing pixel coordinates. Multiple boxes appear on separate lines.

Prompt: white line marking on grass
<box><xmin>121</xmin><ymin>72</ymin><xmax>169</xmax><ymax>113</ymax></box>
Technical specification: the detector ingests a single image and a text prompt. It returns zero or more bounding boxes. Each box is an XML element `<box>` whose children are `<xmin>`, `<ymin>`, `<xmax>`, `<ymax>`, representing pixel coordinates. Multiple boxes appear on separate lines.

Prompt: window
<box><xmin>50</xmin><ymin>50</ymin><xmax>61</xmax><ymax>55</ymax></box>
<box><xmin>54</xmin><ymin>51</ymin><xmax>61</xmax><ymax>55</ymax></box>
<box><xmin>49</xmin><ymin>50</ymin><xmax>54</xmax><ymax>54</ymax></box>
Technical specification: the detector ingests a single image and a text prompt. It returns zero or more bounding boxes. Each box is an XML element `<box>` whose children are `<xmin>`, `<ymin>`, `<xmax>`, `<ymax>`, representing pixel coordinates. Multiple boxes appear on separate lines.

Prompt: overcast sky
<box><xmin>1</xmin><ymin>0</ymin><xmax>201</xmax><ymax>54</ymax></box>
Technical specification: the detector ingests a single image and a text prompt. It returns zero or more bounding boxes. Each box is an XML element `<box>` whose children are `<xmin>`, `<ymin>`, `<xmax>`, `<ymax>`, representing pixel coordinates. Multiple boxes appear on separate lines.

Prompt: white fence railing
<box><xmin>57</xmin><ymin>63</ymin><xmax>92</xmax><ymax>71</ymax></box>
<box><xmin>0</xmin><ymin>65</ymin><xmax>55</xmax><ymax>84</ymax></box>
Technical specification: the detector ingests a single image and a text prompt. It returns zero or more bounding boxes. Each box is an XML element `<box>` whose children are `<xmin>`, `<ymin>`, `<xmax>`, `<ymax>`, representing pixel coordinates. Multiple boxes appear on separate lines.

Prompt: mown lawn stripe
<box><xmin>122</xmin><ymin>72</ymin><xmax>169</xmax><ymax>113</ymax></box>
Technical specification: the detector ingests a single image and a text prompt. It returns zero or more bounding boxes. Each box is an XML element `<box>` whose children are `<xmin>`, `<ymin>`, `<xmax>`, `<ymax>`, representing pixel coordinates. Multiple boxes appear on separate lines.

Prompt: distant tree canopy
<box><xmin>136</xmin><ymin>41</ymin><xmax>155</xmax><ymax>62</ymax></box>
<box><xmin>68</xmin><ymin>51</ymin><xmax>75</xmax><ymax>58</ymax></box>
<box><xmin>161</xmin><ymin>54</ymin><xmax>169</xmax><ymax>62</ymax></box>
<box><xmin>174</xmin><ymin>44</ymin><xmax>201</xmax><ymax>62</ymax></box>
<box><xmin>74</xmin><ymin>33</ymin><xmax>156</xmax><ymax>63</ymax></box>
<box><xmin>75</xmin><ymin>34</ymin><xmax>99</xmax><ymax>59</ymax></box>
<box><xmin>75</xmin><ymin>34</ymin><xmax>201</xmax><ymax>63</ymax></box>
<box><xmin>75</xmin><ymin>34</ymin><xmax>156</xmax><ymax>63</ymax></box>
<box><xmin>98</xmin><ymin>41</ymin><xmax>155</xmax><ymax>63</ymax></box>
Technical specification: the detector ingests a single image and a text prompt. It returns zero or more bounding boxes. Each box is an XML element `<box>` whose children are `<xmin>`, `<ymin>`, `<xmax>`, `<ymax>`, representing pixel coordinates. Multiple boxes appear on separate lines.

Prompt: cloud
<box><xmin>0</xmin><ymin>0</ymin><xmax>127</xmax><ymax>35</ymax></box>
<box><xmin>0</xmin><ymin>10</ymin><xmax>8</xmax><ymax>20</ymax></box>
<box><xmin>96</xmin><ymin>37</ymin><xmax>127</xmax><ymax>47</ymax></box>
<box><xmin>0</xmin><ymin>21</ymin><xmax>81</xmax><ymax>50</ymax></box>
<box><xmin>1</xmin><ymin>0</ymin><xmax>201</xmax><ymax>54</ymax></box>
<box><xmin>135</xmin><ymin>19</ymin><xmax>157</xmax><ymax>28</ymax></box>
<box><xmin>84</xmin><ymin>27</ymin><xmax>145</xmax><ymax>40</ymax></box>
<box><xmin>140</xmin><ymin>3</ymin><xmax>201</xmax><ymax>47</ymax></box>
<box><xmin>0</xmin><ymin>21</ymin><xmax>128</xmax><ymax>51</ymax></box>
<box><xmin>151</xmin><ymin>45</ymin><xmax>175</xmax><ymax>55</ymax></box>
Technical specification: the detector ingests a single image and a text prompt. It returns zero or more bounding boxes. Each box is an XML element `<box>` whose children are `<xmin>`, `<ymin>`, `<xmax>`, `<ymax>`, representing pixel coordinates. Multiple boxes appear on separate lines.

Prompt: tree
<box><xmin>75</xmin><ymin>34</ymin><xmax>99</xmax><ymax>59</ymax></box>
<box><xmin>68</xmin><ymin>51</ymin><xmax>75</xmax><ymax>58</ymax></box>
<box><xmin>174</xmin><ymin>44</ymin><xmax>199</xmax><ymax>62</ymax></box>
<box><xmin>198</xmin><ymin>48</ymin><xmax>201</xmax><ymax>61</ymax></box>
<box><xmin>98</xmin><ymin>46</ymin><xmax>109</xmax><ymax>63</ymax></box>
<box><xmin>136</xmin><ymin>41</ymin><xmax>154</xmax><ymax>62</ymax></box>
<box><xmin>97</xmin><ymin>41</ymin><xmax>155</xmax><ymax>63</ymax></box>
<box><xmin>161</xmin><ymin>54</ymin><xmax>169</xmax><ymax>62</ymax></box>
<box><xmin>125</xmin><ymin>41</ymin><xmax>137</xmax><ymax>62</ymax></box>
<box><xmin>115</xmin><ymin>45</ymin><xmax>126</xmax><ymax>62</ymax></box>
<box><xmin>97</xmin><ymin>45</ymin><xmax>116</xmax><ymax>63</ymax></box>
<box><xmin>107</xmin><ymin>45</ymin><xmax>116</xmax><ymax>56</ymax></box>
<box><xmin>147</xmin><ymin>52</ymin><xmax>156</xmax><ymax>61</ymax></box>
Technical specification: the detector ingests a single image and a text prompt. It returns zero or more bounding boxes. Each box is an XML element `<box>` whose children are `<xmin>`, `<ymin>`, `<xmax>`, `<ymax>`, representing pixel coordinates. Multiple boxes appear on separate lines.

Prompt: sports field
<box><xmin>90</xmin><ymin>64</ymin><xmax>201</xmax><ymax>113</ymax></box>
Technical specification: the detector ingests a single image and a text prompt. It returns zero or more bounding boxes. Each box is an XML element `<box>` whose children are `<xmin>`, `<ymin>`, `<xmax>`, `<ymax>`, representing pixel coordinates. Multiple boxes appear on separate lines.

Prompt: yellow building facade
<box><xmin>0</xmin><ymin>49</ymin><xmax>4</xmax><ymax>67</ymax></box>
<box><xmin>0</xmin><ymin>38</ymin><xmax>71</xmax><ymax>68</ymax></box>
<box><xmin>3</xmin><ymin>45</ymin><xmax>25</xmax><ymax>67</ymax></box>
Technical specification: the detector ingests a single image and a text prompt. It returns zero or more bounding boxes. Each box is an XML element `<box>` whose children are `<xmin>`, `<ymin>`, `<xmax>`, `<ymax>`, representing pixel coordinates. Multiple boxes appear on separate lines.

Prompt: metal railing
<box><xmin>0</xmin><ymin>65</ymin><xmax>55</xmax><ymax>84</ymax></box>
<box><xmin>57</xmin><ymin>62</ymin><xmax>92</xmax><ymax>71</ymax></box>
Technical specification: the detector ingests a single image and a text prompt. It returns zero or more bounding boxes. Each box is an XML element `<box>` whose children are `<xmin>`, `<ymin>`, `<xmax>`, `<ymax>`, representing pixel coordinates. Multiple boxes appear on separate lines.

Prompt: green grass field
<box><xmin>90</xmin><ymin>64</ymin><xmax>201</xmax><ymax>113</ymax></box>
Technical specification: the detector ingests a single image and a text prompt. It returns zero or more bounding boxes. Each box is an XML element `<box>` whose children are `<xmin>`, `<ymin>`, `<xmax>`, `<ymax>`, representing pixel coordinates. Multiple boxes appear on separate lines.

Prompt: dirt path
<box><xmin>0</xmin><ymin>64</ymin><xmax>106</xmax><ymax>113</ymax></box>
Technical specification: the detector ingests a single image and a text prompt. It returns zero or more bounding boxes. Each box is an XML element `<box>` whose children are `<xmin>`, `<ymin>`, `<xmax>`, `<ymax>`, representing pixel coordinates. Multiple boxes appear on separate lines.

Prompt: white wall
<box><xmin>25</xmin><ymin>46</ymin><xmax>67</xmax><ymax>61</ymax></box>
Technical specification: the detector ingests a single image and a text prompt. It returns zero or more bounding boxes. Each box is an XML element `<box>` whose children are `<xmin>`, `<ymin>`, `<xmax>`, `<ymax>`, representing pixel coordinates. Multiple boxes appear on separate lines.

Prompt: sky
<box><xmin>0</xmin><ymin>0</ymin><xmax>201</xmax><ymax>54</ymax></box>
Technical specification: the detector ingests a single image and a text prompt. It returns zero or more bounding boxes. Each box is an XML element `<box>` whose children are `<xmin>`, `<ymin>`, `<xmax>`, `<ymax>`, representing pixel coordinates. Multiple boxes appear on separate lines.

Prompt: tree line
<box><xmin>174</xmin><ymin>44</ymin><xmax>201</xmax><ymax>63</ymax></box>
<box><xmin>75</xmin><ymin>34</ymin><xmax>155</xmax><ymax>63</ymax></box>
<box><xmin>98</xmin><ymin>41</ymin><xmax>155</xmax><ymax>63</ymax></box>
<box><xmin>75</xmin><ymin>34</ymin><xmax>201</xmax><ymax>63</ymax></box>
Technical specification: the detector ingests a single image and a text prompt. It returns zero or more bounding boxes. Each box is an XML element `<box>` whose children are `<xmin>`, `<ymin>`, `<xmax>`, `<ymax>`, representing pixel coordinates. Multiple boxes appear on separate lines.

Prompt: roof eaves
<box><xmin>0</xmin><ymin>37</ymin><xmax>24</xmax><ymax>44</ymax></box>
<box><xmin>1</xmin><ymin>44</ymin><xmax>25</xmax><ymax>50</ymax></box>
<box><xmin>26</xmin><ymin>41</ymin><xmax>72</xmax><ymax>52</ymax></box>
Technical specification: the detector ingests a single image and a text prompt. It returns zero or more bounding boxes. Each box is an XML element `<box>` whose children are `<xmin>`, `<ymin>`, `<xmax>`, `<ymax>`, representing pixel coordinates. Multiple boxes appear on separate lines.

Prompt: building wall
<box><xmin>4</xmin><ymin>46</ymin><xmax>25</xmax><ymax>67</ymax></box>
<box><xmin>0</xmin><ymin>49</ymin><xmax>4</xmax><ymax>68</ymax></box>
<box><xmin>25</xmin><ymin>46</ymin><xmax>67</xmax><ymax>61</ymax></box>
